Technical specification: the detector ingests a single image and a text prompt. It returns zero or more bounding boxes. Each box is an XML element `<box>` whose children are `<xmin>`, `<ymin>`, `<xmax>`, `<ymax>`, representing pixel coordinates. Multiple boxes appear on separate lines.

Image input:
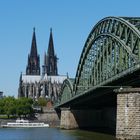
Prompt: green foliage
<box><xmin>0</xmin><ymin>96</ymin><xmax>34</xmax><ymax>118</ymax></box>
<box><xmin>0</xmin><ymin>98</ymin><xmax>5</xmax><ymax>114</ymax></box>
<box><xmin>37</xmin><ymin>97</ymin><xmax>48</xmax><ymax>107</ymax></box>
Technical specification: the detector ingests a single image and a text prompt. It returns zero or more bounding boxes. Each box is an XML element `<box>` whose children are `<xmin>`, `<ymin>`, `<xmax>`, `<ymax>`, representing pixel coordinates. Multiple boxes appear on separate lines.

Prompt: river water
<box><xmin>0</xmin><ymin>128</ymin><xmax>117</xmax><ymax>140</ymax></box>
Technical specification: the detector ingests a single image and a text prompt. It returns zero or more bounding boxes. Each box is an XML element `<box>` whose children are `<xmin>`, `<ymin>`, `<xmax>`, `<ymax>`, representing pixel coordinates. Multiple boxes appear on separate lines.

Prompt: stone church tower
<box><xmin>18</xmin><ymin>28</ymin><xmax>67</xmax><ymax>102</ymax></box>
<box><xmin>42</xmin><ymin>28</ymin><xmax>58</xmax><ymax>76</ymax></box>
<box><xmin>26</xmin><ymin>28</ymin><xmax>40</xmax><ymax>75</ymax></box>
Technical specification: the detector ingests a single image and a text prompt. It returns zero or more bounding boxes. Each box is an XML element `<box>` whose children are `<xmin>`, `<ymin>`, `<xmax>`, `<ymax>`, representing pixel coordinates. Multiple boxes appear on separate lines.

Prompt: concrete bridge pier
<box><xmin>116</xmin><ymin>88</ymin><xmax>140</xmax><ymax>140</ymax></box>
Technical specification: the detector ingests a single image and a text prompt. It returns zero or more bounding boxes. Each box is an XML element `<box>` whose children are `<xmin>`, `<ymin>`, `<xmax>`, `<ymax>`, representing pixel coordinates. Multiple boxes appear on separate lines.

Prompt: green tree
<box><xmin>16</xmin><ymin>97</ymin><xmax>33</xmax><ymax>118</ymax></box>
<box><xmin>3</xmin><ymin>96</ymin><xmax>16</xmax><ymax>118</ymax></box>
<box><xmin>0</xmin><ymin>98</ymin><xmax>5</xmax><ymax>114</ymax></box>
<box><xmin>37</xmin><ymin>97</ymin><xmax>48</xmax><ymax>107</ymax></box>
<box><xmin>0</xmin><ymin>96</ymin><xmax>34</xmax><ymax>118</ymax></box>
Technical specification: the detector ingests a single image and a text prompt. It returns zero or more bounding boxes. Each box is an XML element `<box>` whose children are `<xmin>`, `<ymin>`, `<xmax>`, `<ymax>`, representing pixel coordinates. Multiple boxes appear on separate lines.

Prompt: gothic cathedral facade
<box><xmin>18</xmin><ymin>28</ymin><xmax>67</xmax><ymax>103</ymax></box>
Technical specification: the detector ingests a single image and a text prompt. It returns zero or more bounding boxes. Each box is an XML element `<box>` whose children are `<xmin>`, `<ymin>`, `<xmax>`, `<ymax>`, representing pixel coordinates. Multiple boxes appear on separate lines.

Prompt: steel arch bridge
<box><xmin>55</xmin><ymin>16</ymin><xmax>140</xmax><ymax>108</ymax></box>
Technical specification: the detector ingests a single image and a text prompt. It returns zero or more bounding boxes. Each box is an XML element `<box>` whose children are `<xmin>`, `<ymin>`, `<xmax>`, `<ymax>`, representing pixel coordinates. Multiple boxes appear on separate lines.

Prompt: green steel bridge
<box><xmin>55</xmin><ymin>16</ymin><xmax>140</xmax><ymax>109</ymax></box>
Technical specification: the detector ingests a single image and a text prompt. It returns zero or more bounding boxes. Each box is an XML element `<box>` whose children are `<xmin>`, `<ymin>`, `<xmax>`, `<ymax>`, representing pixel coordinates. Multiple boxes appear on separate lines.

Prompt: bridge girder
<box><xmin>74</xmin><ymin>16</ymin><xmax>140</xmax><ymax>94</ymax></box>
<box><xmin>55</xmin><ymin>17</ymin><xmax>140</xmax><ymax>108</ymax></box>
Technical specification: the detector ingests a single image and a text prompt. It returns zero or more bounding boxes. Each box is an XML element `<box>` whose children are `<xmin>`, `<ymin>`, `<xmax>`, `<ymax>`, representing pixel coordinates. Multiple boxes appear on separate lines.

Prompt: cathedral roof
<box><xmin>21</xmin><ymin>74</ymin><xmax>67</xmax><ymax>84</ymax></box>
<box><xmin>22</xmin><ymin>75</ymin><xmax>41</xmax><ymax>83</ymax></box>
<box><xmin>42</xmin><ymin>74</ymin><xmax>67</xmax><ymax>83</ymax></box>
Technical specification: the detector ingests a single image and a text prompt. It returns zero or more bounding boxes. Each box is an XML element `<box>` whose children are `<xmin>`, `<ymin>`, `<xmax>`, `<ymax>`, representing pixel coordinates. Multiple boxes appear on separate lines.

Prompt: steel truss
<box><xmin>57</xmin><ymin>17</ymin><xmax>140</xmax><ymax>106</ymax></box>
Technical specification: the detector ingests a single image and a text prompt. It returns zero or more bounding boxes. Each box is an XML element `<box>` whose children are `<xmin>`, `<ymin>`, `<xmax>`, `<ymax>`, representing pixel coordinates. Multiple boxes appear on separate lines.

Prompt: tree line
<box><xmin>0</xmin><ymin>96</ymin><xmax>49</xmax><ymax>118</ymax></box>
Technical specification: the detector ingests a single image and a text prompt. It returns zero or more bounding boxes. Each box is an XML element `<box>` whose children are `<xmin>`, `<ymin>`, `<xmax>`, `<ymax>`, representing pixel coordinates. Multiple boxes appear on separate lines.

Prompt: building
<box><xmin>0</xmin><ymin>91</ymin><xmax>3</xmax><ymax>98</ymax></box>
<box><xmin>18</xmin><ymin>28</ymin><xmax>67</xmax><ymax>102</ymax></box>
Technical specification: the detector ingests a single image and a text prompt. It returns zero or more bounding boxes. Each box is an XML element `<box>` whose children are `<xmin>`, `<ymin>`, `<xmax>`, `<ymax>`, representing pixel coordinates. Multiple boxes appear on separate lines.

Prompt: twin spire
<box><xmin>30</xmin><ymin>27</ymin><xmax>38</xmax><ymax>57</ymax></box>
<box><xmin>26</xmin><ymin>28</ymin><xmax>58</xmax><ymax>76</ymax></box>
<box><xmin>43</xmin><ymin>28</ymin><xmax>58</xmax><ymax>76</ymax></box>
<box><xmin>47</xmin><ymin>28</ymin><xmax>55</xmax><ymax>57</ymax></box>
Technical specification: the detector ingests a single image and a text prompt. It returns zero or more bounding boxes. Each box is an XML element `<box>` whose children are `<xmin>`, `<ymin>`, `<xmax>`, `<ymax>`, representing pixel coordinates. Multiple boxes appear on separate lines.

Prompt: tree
<box><xmin>16</xmin><ymin>97</ymin><xmax>33</xmax><ymax>118</ymax></box>
<box><xmin>0</xmin><ymin>98</ymin><xmax>5</xmax><ymax>114</ymax></box>
<box><xmin>37</xmin><ymin>97</ymin><xmax>48</xmax><ymax>107</ymax></box>
<box><xmin>3</xmin><ymin>96</ymin><xmax>16</xmax><ymax>118</ymax></box>
<box><xmin>0</xmin><ymin>96</ymin><xmax>34</xmax><ymax>118</ymax></box>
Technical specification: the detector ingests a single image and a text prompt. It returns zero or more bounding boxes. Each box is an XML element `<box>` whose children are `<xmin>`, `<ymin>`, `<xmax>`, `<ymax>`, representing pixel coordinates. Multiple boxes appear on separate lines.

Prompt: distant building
<box><xmin>0</xmin><ymin>91</ymin><xmax>3</xmax><ymax>98</ymax></box>
<box><xmin>18</xmin><ymin>28</ymin><xmax>67</xmax><ymax>102</ymax></box>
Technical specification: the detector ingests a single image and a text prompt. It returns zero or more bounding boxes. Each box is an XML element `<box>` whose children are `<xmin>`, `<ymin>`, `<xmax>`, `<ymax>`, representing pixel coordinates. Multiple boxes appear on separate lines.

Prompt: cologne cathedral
<box><xmin>18</xmin><ymin>28</ymin><xmax>67</xmax><ymax>102</ymax></box>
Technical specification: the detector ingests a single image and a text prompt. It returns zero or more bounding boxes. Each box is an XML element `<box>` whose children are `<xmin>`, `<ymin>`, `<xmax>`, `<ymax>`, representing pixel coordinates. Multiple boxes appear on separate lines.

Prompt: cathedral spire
<box><xmin>26</xmin><ymin>28</ymin><xmax>40</xmax><ymax>75</ymax></box>
<box><xmin>18</xmin><ymin>72</ymin><xmax>24</xmax><ymax>98</ymax></box>
<box><xmin>42</xmin><ymin>52</ymin><xmax>47</xmax><ymax>75</ymax></box>
<box><xmin>42</xmin><ymin>28</ymin><xmax>58</xmax><ymax>76</ymax></box>
<box><xmin>47</xmin><ymin>28</ymin><xmax>55</xmax><ymax>57</ymax></box>
<box><xmin>30</xmin><ymin>27</ymin><xmax>37</xmax><ymax>57</ymax></box>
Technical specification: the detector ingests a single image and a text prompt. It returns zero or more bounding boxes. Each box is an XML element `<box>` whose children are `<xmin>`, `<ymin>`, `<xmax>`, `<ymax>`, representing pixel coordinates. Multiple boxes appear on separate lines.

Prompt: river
<box><xmin>0</xmin><ymin>128</ymin><xmax>117</xmax><ymax>140</ymax></box>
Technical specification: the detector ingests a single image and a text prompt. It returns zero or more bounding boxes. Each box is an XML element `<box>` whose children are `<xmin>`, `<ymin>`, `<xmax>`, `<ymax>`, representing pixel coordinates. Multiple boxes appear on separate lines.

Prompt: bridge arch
<box><xmin>74</xmin><ymin>16</ymin><xmax>140</xmax><ymax>94</ymax></box>
<box><xmin>59</xmin><ymin>78</ymin><xmax>74</xmax><ymax>104</ymax></box>
<box><xmin>55</xmin><ymin>17</ymin><xmax>140</xmax><ymax>139</ymax></box>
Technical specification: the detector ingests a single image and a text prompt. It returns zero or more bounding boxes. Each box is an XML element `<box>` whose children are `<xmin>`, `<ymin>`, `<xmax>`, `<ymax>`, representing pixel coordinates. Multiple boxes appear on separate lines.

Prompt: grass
<box><xmin>0</xmin><ymin>115</ymin><xmax>16</xmax><ymax>119</ymax></box>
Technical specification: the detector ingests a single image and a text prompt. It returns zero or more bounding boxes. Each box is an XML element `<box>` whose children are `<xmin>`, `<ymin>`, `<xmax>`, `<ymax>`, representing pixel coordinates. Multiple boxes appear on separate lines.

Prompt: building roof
<box><xmin>22</xmin><ymin>75</ymin><xmax>41</xmax><ymax>83</ymax></box>
<box><xmin>42</xmin><ymin>74</ymin><xmax>67</xmax><ymax>83</ymax></box>
<box><xmin>22</xmin><ymin>74</ymin><xmax>67</xmax><ymax>84</ymax></box>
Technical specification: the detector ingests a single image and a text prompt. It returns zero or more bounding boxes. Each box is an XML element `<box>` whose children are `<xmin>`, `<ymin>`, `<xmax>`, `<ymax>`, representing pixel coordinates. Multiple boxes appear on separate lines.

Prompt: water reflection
<box><xmin>61</xmin><ymin>129</ymin><xmax>117</xmax><ymax>140</ymax></box>
<box><xmin>0</xmin><ymin>128</ymin><xmax>117</xmax><ymax>140</ymax></box>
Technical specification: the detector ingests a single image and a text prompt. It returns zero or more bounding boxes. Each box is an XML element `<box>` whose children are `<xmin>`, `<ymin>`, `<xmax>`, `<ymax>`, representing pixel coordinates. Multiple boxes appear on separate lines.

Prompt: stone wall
<box><xmin>37</xmin><ymin>108</ymin><xmax>60</xmax><ymax>127</ymax></box>
<box><xmin>116</xmin><ymin>88</ymin><xmax>140</xmax><ymax>140</ymax></box>
<box><xmin>60</xmin><ymin>108</ymin><xmax>78</xmax><ymax>129</ymax></box>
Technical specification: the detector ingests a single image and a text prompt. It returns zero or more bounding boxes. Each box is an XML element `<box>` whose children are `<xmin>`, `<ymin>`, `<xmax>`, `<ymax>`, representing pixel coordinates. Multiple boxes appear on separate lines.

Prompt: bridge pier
<box><xmin>60</xmin><ymin>108</ymin><xmax>103</xmax><ymax>129</ymax></box>
<box><xmin>60</xmin><ymin>107</ymin><xmax>78</xmax><ymax>129</ymax></box>
<box><xmin>60</xmin><ymin>107</ymin><xmax>116</xmax><ymax>131</ymax></box>
<box><xmin>116</xmin><ymin>88</ymin><xmax>140</xmax><ymax>140</ymax></box>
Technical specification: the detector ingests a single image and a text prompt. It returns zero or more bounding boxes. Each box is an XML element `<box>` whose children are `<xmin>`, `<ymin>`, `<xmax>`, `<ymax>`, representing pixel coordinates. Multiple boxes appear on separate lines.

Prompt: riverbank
<box><xmin>0</xmin><ymin>108</ymin><xmax>60</xmax><ymax>128</ymax></box>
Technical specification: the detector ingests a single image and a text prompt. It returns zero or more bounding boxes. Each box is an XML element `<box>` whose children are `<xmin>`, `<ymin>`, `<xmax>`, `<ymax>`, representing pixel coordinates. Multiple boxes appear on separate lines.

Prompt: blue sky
<box><xmin>0</xmin><ymin>0</ymin><xmax>140</xmax><ymax>96</ymax></box>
